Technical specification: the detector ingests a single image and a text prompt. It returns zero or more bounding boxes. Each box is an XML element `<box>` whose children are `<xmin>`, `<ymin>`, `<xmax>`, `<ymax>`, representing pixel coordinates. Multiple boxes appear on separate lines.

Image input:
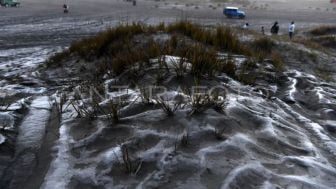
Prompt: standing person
<box><xmin>261</xmin><ymin>26</ymin><xmax>265</xmax><ymax>35</ymax></box>
<box><xmin>289</xmin><ymin>21</ymin><xmax>295</xmax><ymax>39</ymax></box>
<box><xmin>63</xmin><ymin>4</ymin><xmax>69</xmax><ymax>13</ymax></box>
<box><xmin>271</xmin><ymin>22</ymin><xmax>279</xmax><ymax>35</ymax></box>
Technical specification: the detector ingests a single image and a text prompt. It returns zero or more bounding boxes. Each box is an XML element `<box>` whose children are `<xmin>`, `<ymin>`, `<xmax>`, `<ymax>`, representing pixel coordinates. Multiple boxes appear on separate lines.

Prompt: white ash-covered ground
<box><xmin>39</xmin><ymin>61</ymin><xmax>336</xmax><ymax>189</ymax></box>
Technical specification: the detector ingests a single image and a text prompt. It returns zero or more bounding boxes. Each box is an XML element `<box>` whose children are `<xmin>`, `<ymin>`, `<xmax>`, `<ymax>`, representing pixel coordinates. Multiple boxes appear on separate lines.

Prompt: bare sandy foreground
<box><xmin>0</xmin><ymin>0</ymin><xmax>335</xmax><ymax>32</ymax></box>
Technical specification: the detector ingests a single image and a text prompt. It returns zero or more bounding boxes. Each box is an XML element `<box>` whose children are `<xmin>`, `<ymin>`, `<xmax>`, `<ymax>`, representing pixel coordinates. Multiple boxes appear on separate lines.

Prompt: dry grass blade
<box><xmin>139</xmin><ymin>87</ymin><xmax>153</xmax><ymax>105</ymax></box>
<box><xmin>122</xmin><ymin>146</ymin><xmax>132</xmax><ymax>173</ymax></box>
<box><xmin>53</xmin><ymin>93</ymin><xmax>67</xmax><ymax>118</ymax></box>
<box><xmin>106</xmin><ymin>100</ymin><xmax>122</xmax><ymax>123</ymax></box>
<box><xmin>120</xmin><ymin>145</ymin><xmax>142</xmax><ymax>175</ymax></box>
<box><xmin>171</xmin><ymin>56</ymin><xmax>189</xmax><ymax>78</ymax></box>
<box><xmin>155</xmin><ymin>97</ymin><xmax>181</xmax><ymax>116</ymax></box>
<box><xmin>180</xmin><ymin>130</ymin><xmax>189</xmax><ymax>147</ymax></box>
<box><xmin>190</xmin><ymin>94</ymin><xmax>212</xmax><ymax>114</ymax></box>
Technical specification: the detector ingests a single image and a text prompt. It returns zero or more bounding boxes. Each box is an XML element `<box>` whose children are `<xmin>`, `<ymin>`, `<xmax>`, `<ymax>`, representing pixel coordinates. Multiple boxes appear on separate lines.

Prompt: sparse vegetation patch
<box><xmin>310</xmin><ymin>26</ymin><xmax>336</xmax><ymax>36</ymax></box>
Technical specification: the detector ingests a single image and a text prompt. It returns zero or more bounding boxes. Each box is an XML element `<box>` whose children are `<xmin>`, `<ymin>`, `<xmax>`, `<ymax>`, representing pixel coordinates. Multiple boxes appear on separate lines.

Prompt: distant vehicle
<box><xmin>223</xmin><ymin>7</ymin><xmax>245</xmax><ymax>19</ymax></box>
<box><xmin>0</xmin><ymin>0</ymin><xmax>20</xmax><ymax>7</ymax></box>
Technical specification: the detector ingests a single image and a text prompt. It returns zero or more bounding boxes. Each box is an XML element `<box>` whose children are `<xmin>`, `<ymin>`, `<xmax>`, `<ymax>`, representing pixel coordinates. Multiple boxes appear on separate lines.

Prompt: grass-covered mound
<box><xmin>45</xmin><ymin>21</ymin><xmax>284</xmax><ymax>85</ymax></box>
<box><xmin>304</xmin><ymin>25</ymin><xmax>336</xmax><ymax>49</ymax></box>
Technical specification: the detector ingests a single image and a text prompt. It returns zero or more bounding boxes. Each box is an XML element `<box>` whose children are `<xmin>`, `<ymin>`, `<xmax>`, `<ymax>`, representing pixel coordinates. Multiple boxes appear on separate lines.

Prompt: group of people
<box><xmin>243</xmin><ymin>21</ymin><xmax>296</xmax><ymax>39</ymax></box>
<box><xmin>270</xmin><ymin>21</ymin><xmax>296</xmax><ymax>39</ymax></box>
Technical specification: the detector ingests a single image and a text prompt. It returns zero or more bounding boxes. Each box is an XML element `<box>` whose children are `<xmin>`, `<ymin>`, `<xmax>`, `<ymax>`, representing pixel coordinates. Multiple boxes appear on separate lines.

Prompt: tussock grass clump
<box><xmin>312</xmin><ymin>36</ymin><xmax>336</xmax><ymax>49</ymax></box>
<box><xmin>270</xmin><ymin>52</ymin><xmax>284</xmax><ymax>71</ymax></box>
<box><xmin>167</xmin><ymin>21</ymin><xmax>202</xmax><ymax>38</ymax></box>
<box><xmin>167</xmin><ymin>21</ymin><xmax>250</xmax><ymax>55</ymax></box>
<box><xmin>252</xmin><ymin>37</ymin><xmax>275</xmax><ymax>54</ymax></box>
<box><xmin>111</xmin><ymin>49</ymin><xmax>146</xmax><ymax>75</ymax></box>
<box><xmin>47</xmin><ymin>23</ymin><xmax>147</xmax><ymax>66</ymax></box>
<box><xmin>237</xmin><ymin>72</ymin><xmax>257</xmax><ymax>85</ymax></box>
<box><xmin>68</xmin><ymin>88</ymin><xmax>126</xmax><ymax>123</ymax></box>
<box><xmin>187</xmin><ymin>45</ymin><xmax>221</xmax><ymax>78</ymax></box>
<box><xmin>71</xmin><ymin>23</ymin><xmax>145</xmax><ymax>58</ymax></box>
<box><xmin>223</xmin><ymin>61</ymin><xmax>237</xmax><ymax>77</ymax></box>
<box><xmin>189</xmin><ymin>90</ymin><xmax>227</xmax><ymax>115</ymax></box>
<box><xmin>240</xmin><ymin>59</ymin><xmax>257</xmax><ymax>71</ymax></box>
<box><xmin>250</xmin><ymin>37</ymin><xmax>276</xmax><ymax>63</ymax></box>
<box><xmin>171</xmin><ymin>56</ymin><xmax>189</xmax><ymax>78</ymax></box>
<box><xmin>249</xmin><ymin>37</ymin><xmax>286</xmax><ymax>72</ymax></box>
<box><xmin>155</xmin><ymin>98</ymin><xmax>181</xmax><ymax>116</ymax></box>
<box><xmin>293</xmin><ymin>38</ymin><xmax>322</xmax><ymax>50</ymax></box>
<box><xmin>310</xmin><ymin>26</ymin><xmax>336</xmax><ymax>36</ymax></box>
<box><xmin>46</xmin><ymin>50</ymin><xmax>71</xmax><ymax>67</ymax></box>
<box><xmin>315</xmin><ymin>67</ymin><xmax>333</xmax><ymax>81</ymax></box>
<box><xmin>213</xmin><ymin>27</ymin><xmax>249</xmax><ymax>55</ymax></box>
<box><xmin>238</xmin><ymin>59</ymin><xmax>258</xmax><ymax>85</ymax></box>
<box><xmin>190</xmin><ymin>94</ymin><xmax>213</xmax><ymax>114</ymax></box>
